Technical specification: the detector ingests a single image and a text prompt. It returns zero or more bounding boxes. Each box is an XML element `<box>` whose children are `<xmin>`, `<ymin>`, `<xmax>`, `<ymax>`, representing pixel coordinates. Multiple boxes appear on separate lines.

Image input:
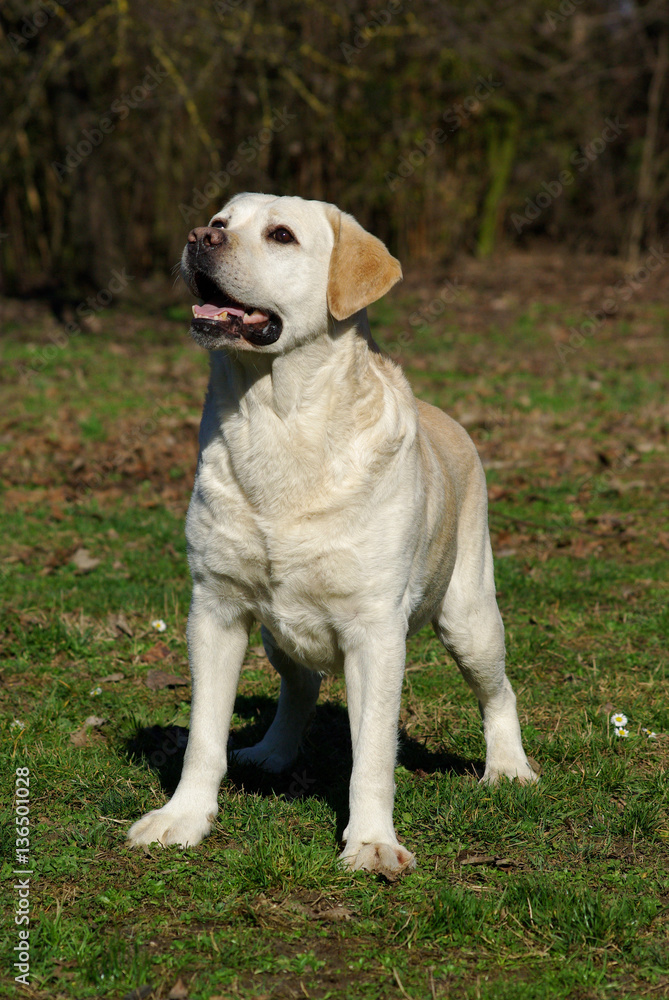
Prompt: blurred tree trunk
<box><xmin>626</xmin><ymin>28</ymin><xmax>668</xmax><ymax>264</ymax></box>
<box><xmin>477</xmin><ymin>115</ymin><xmax>519</xmax><ymax>259</ymax></box>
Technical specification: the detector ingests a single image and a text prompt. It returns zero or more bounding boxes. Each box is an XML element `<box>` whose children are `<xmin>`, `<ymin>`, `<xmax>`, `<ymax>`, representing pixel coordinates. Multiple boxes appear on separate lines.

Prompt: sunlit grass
<box><xmin>1</xmin><ymin>293</ymin><xmax>667</xmax><ymax>999</ymax></box>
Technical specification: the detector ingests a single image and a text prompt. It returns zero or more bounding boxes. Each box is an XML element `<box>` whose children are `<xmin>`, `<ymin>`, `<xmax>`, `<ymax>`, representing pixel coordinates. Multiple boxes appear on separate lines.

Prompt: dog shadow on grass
<box><xmin>126</xmin><ymin>694</ymin><xmax>481</xmax><ymax>842</ymax></box>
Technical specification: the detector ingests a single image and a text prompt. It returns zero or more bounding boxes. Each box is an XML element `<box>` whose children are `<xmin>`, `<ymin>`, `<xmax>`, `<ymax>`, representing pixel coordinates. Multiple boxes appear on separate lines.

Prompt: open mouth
<box><xmin>187</xmin><ymin>273</ymin><xmax>282</xmax><ymax>348</ymax></box>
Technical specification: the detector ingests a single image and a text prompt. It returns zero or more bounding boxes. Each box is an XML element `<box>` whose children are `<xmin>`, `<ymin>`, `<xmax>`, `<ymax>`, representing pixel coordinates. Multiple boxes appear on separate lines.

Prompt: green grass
<box><xmin>1</xmin><ymin>284</ymin><xmax>668</xmax><ymax>999</ymax></box>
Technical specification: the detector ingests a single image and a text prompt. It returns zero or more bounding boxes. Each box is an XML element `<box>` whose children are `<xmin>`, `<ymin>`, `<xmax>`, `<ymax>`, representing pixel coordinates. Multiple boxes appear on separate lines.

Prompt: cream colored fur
<box><xmin>127</xmin><ymin>193</ymin><xmax>536</xmax><ymax>873</ymax></box>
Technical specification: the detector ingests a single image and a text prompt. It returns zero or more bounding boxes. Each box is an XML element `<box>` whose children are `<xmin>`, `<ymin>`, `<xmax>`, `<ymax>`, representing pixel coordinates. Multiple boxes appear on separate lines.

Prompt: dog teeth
<box><xmin>243</xmin><ymin>309</ymin><xmax>270</xmax><ymax>325</ymax></box>
<box><xmin>192</xmin><ymin>306</ymin><xmax>229</xmax><ymax>320</ymax></box>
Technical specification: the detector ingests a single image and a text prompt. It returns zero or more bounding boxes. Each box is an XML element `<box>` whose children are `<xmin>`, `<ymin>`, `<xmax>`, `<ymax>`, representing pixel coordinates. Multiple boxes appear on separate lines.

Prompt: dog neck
<box><xmin>205</xmin><ymin>311</ymin><xmax>380</xmax><ymax>423</ymax></box>
<box><xmin>197</xmin><ymin>310</ymin><xmax>416</xmax><ymax>515</ymax></box>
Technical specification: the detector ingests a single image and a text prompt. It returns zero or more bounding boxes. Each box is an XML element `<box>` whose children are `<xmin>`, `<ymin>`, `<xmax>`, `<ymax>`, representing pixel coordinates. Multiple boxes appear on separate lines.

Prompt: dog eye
<box><xmin>269</xmin><ymin>227</ymin><xmax>296</xmax><ymax>245</ymax></box>
<box><xmin>211</xmin><ymin>219</ymin><xmax>227</xmax><ymax>228</ymax></box>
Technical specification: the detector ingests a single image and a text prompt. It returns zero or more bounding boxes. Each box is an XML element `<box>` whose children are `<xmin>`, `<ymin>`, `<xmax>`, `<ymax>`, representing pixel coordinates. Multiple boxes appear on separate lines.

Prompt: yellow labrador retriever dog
<box><xmin>127</xmin><ymin>193</ymin><xmax>536</xmax><ymax>873</ymax></box>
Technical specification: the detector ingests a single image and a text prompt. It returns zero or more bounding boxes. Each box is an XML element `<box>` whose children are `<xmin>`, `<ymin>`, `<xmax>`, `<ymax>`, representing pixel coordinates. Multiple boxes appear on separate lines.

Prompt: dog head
<box><xmin>181</xmin><ymin>193</ymin><xmax>402</xmax><ymax>353</ymax></box>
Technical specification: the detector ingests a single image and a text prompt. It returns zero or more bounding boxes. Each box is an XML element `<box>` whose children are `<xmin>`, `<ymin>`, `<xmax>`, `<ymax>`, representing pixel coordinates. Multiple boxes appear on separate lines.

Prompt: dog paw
<box><xmin>233</xmin><ymin>743</ymin><xmax>295</xmax><ymax>774</ymax></box>
<box><xmin>339</xmin><ymin>841</ymin><xmax>416</xmax><ymax>876</ymax></box>
<box><xmin>481</xmin><ymin>758</ymin><xmax>539</xmax><ymax>785</ymax></box>
<box><xmin>126</xmin><ymin>804</ymin><xmax>215</xmax><ymax>849</ymax></box>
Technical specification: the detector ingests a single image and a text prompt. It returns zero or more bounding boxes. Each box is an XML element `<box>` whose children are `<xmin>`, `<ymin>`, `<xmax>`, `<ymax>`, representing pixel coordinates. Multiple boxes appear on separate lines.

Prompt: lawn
<box><xmin>1</xmin><ymin>252</ymin><xmax>668</xmax><ymax>1000</ymax></box>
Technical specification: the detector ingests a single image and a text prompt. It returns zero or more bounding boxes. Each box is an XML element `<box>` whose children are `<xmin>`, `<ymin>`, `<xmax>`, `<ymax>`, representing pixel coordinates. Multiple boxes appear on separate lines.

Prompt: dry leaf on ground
<box><xmin>145</xmin><ymin>669</ymin><xmax>189</xmax><ymax>690</ymax></box>
<box><xmin>458</xmin><ymin>852</ymin><xmax>497</xmax><ymax>866</ymax></box>
<box><xmin>141</xmin><ymin>642</ymin><xmax>172</xmax><ymax>663</ymax></box>
<box><xmin>458</xmin><ymin>852</ymin><xmax>521</xmax><ymax>869</ymax></box>
<box><xmin>70</xmin><ymin>547</ymin><xmax>101</xmax><ymax>573</ymax></box>
<box><xmin>70</xmin><ymin>715</ymin><xmax>106</xmax><ymax>747</ymax></box>
<box><xmin>110</xmin><ymin>612</ymin><xmax>133</xmax><ymax>637</ymax></box>
<box><xmin>318</xmin><ymin>905</ymin><xmax>354</xmax><ymax>922</ymax></box>
<box><xmin>168</xmin><ymin>978</ymin><xmax>190</xmax><ymax>1000</ymax></box>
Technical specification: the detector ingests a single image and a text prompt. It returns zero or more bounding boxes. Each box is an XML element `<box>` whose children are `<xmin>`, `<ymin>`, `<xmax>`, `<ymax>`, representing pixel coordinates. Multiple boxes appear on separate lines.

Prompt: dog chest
<box><xmin>186</xmin><ymin>464</ymin><xmax>381</xmax><ymax>668</ymax></box>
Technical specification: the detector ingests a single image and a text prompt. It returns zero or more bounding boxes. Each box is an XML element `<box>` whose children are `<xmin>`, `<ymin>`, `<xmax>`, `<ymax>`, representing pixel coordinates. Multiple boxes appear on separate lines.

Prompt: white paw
<box><xmin>126</xmin><ymin>803</ymin><xmax>216</xmax><ymax>849</ymax></box>
<box><xmin>233</xmin><ymin>742</ymin><xmax>295</xmax><ymax>774</ymax></box>
<box><xmin>339</xmin><ymin>841</ymin><xmax>416</xmax><ymax>875</ymax></box>
<box><xmin>481</xmin><ymin>758</ymin><xmax>539</xmax><ymax>785</ymax></box>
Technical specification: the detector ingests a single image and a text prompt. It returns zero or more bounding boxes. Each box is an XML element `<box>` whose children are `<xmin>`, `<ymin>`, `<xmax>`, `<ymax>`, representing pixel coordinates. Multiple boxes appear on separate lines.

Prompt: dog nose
<box><xmin>187</xmin><ymin>226</ymin><xmax>227</xmax><ymax>247</ymax></box>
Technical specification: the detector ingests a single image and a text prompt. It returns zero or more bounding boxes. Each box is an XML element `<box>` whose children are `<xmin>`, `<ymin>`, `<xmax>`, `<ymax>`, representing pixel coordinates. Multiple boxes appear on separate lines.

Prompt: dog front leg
<box><xmin>340</xmin><ymin>631</ymin><xmax>416</xmax><ymax>874</ymax></box>
<box><xmin>127</xmin><ymin>591</ymin><xmax>250</xmax><ymax>849</ymax></box>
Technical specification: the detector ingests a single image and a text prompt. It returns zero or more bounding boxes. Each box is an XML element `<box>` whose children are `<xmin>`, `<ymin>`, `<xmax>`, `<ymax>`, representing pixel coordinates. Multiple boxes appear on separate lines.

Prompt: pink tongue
<box><xmin>192</xmin><ymin>303</ymin><xmax>234</xmax><ymax>318</ymax></box>
<box><xmin>192</xmin><ymin>303</ymin><xmax>268</xmax><ymax>323</ymax></box>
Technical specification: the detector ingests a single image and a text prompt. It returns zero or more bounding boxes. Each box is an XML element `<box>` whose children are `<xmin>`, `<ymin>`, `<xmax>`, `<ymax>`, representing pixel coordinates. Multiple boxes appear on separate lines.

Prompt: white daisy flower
<box><xmin>151</xmin><ymin>619</ymin><xmax>167</xmax><ymax>632</ymax></box>
<box><xmin>89</xmin><ymin>686</ymin><xmax>102</xmax><ymax>696</ymax></box>
<box><xmin>615</xmin><ymin>727</ymin><xmax>629</xmax><ymax>738</ymax></box>
<box><xmin>641</xmin><ymin>728</ymin><xmax>658</xmax><ymax>740</ymax></box>
<box><xmin>10</xmin><ymin>719</ymin><xmax>25</xmax><ymax>730</ymax></box>
<box><xmin>611</xmin><ymin>712</ymin><xmax>628</xmax><ymax>727</ymax></box>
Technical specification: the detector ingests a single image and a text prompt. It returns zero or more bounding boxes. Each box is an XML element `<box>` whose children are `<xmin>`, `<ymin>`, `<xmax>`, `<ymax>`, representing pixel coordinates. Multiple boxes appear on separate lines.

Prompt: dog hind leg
<box><xmin>234</xmin><ymin>626</ymin><xmax>322</xmax><ymax>773</ymax></box>
<box><xmin>433</xmin><ymin>526</ymin><xmax>536</xmax><ymax>784</ymax></box>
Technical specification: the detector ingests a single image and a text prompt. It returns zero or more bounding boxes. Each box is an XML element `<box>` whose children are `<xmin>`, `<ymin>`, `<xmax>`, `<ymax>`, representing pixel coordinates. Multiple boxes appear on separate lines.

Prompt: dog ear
<box><xmin>325</xmin><ymin>207</ymin><xmax>402</xmax><ymax>321</ymax></box>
